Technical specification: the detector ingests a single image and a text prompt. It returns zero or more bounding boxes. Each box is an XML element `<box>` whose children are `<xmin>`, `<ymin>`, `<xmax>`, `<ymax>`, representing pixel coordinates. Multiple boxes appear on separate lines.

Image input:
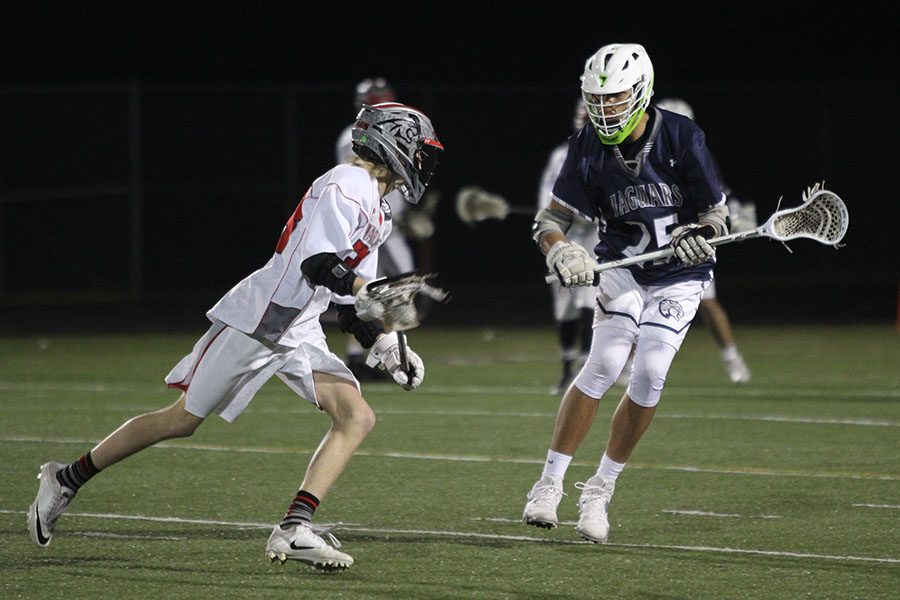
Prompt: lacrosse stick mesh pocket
<box><xmin>771</xmin><ymin>192</ymin><xmax>847</xmax><ymax>244</ymax></box>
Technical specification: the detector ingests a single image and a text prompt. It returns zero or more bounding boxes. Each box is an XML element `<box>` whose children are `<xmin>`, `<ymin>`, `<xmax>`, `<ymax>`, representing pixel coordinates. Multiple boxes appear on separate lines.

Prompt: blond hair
<box><xmin>348</xmin><ymin>155</ymin><xmax>402</xmax><ymax>187</ymax></box>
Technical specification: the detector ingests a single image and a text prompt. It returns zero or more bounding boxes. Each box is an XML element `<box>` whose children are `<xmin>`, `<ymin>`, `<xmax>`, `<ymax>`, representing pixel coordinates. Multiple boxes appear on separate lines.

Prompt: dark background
<box><xmin>1</xmin><ymin>3</ymin><xmax>897</xmax><ymax>332</ymax></box>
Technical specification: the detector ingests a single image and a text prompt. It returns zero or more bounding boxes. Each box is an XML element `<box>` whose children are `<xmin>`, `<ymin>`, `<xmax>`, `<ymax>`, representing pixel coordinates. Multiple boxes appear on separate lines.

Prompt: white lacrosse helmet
<box><xmin>581</xmin><ymin>43</ymin><xmax>654</xmax><ymax>145</ymax></box>
<box><xmin>656</xmin><ymin>97</ymin><xmax>695</xmax><ymax>121</ymax></box>
<box><xmin>352</xmin><ymin>102</ymin><xmax>444</xmax><ymax>204</ymax></box>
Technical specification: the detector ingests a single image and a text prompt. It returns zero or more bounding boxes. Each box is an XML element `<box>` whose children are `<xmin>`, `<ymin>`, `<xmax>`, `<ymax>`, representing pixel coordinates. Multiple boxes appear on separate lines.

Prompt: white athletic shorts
<box><xmin>165</xmin><ymin>320</ymin><xmax>358</xmax><ymax>423</ymax></box>
<box><xmin>701</xmin><ymin>278</ymin><xmax>717</xmax><ymax>300</ymax></box>
<box><xmin>594</xmin><ymin>268</ymin><xmax>709</xmax><ymax>349</ymax></box>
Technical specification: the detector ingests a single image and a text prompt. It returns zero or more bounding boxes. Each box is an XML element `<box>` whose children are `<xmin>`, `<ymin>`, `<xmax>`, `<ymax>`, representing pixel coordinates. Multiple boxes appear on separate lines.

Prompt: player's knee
<box><xmin>628</xmin><ymin>355</ymin><xmax>670</xmax><ymax>407</ymax></box>
<box><xmin>335</xmin><ymin>400</ymin><xmax>377</xmax><ymax>437</ymax></box>
<box><xmin>163</xmin><ymin>404</ymin><xmax>203</xmax><ymax>438</ymax></box>
<box><xmin>575</xmin><ymin>355</ymin><xmax>626</xmax><ymax>398</ymax></box>
<box><xmin>353</xmin><ymin>403</ymin><xmax>377</xmax><ymax>435</ymax></box>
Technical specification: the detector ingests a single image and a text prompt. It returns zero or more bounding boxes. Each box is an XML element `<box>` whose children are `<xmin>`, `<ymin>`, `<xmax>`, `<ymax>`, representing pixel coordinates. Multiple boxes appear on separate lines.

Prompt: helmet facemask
<box><xmin>580</xmin><ymin>43</ymin><xmax>654</xmax><ymax>145</ymax></box>
<box><xmin>351</xmin><ymin>103</ymin><xmax>443</xmax><ymax>204</ymax></box>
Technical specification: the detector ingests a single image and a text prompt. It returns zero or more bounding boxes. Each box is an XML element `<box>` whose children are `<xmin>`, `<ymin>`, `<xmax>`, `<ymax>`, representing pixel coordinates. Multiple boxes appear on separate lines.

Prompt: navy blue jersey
<box><xmin>552</xmin><ymin>107</ymin><xmax>725</xmax><ymax>285</ymax></box>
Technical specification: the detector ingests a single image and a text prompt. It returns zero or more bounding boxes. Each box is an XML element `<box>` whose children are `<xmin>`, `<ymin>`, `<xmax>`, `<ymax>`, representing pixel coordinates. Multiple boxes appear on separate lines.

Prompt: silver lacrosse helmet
<box><xmin>354</xmin><ymin>77</ymin><xmax>396</xmax><ymax>111</ymax></box>
<box><xmin>581</xmin><ymin>43</ymin><xmax>654</xmax><ymax>145</ymax></box>
<box><xmin>351</xmin><ymin>102</ymin><xmax>444</xmax><ymax>204</ymax></box>
<box><xmin>655</xmin><ymin>97</ymin><xmax>695</xmax><ymax>121</ymax></box>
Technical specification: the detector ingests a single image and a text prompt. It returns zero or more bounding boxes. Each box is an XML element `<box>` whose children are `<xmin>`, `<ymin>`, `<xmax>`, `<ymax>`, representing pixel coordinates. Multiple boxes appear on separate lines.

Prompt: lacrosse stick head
<box><xmin>455</xmin><ymin>186</ymin><xmax>510</xmax><ymax>224</ymax></box>
<box><xmin>763</xmin><ymin>184</ymin><xmax>848</xmax><ymax>247</ymax></box>
<box><xmin>357</xmin><ymin>272</ymin><xmax>450</xmax><ymax>331</ymax></box>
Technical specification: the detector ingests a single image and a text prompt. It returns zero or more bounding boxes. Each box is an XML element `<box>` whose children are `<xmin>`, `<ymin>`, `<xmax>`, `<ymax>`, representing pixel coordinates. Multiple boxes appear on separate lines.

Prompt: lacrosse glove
<box><xmin>670</xmin><ymin>224</ymin><xmax>716</xmax><ymax>267</ymax></box>
<box><xmin>365</xmin><ymin>332</ymin><xmax>424</xmax><ymax>390</ymax></box>
<box><xmin>546</xmin><ymin>241</ymin><xmax>601</xmax><ymax>287</ymax></box>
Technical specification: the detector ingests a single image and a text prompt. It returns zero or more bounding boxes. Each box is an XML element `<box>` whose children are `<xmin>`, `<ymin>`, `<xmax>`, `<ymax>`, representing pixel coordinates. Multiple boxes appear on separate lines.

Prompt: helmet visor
<box><xmin>416</xmin><ymin>139</ymin><xmax>443</xmax><ymax>189</ymax></box>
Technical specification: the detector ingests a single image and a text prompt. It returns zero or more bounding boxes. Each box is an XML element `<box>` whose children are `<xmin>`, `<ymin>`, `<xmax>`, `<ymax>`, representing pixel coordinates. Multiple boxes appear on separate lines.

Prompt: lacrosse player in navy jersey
<box><xmin>28</xmin><ymin>103</ymin><xmax>444</xmax><ymax>570</ymax></box>
<box><xmin>523</xmin><ymin>43</ymin><xmax>730</xmax><ymax>543</ymax></box>
<box><xmin>538</xmin><ymin>98</ymin><xmax>601</xmax><ymax>395</ymax></box>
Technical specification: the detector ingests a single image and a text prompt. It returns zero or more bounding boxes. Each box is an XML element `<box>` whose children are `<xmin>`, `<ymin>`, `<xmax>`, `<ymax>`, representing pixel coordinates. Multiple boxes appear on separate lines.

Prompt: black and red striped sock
<box><xmin>279</xmin><ymin>490</ymin><xmax>320</xmax><ymax>530</ymax></box>
<box><xmin>55</xmin><ymin>452</ymin><xmax>101</xmax><ymax>492</ymax></box>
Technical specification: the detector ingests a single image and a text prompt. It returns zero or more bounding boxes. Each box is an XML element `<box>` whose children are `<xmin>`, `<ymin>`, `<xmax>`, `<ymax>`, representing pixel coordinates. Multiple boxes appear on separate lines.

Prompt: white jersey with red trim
<box><xmin>207</xmin><ymin>164</ymin><xmax>392</xmax><ymax>347</ymax></box>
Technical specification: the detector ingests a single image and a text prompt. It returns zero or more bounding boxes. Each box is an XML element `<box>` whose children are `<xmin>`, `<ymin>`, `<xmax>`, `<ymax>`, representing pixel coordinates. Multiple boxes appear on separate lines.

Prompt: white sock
<box><xmin>720</xmin><ymin>344</ymin><xmax>739</xmax><ymax>361</ymax></box>
<box><xmin>596</xmin><ymin>453</ymin><xmax>626</xmax><ymax>482</ymax></box>
<box><xmin>541</xmin><ymin>450</ymin><xmax>572</xmax><ymax>480</ymax></box>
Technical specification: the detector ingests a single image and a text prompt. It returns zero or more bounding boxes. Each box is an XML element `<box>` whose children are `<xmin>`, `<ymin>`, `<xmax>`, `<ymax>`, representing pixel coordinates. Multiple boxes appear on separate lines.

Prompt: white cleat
<box><xmin>723</xmin><ymin>354</ymin><xmax>751</xmax><ymax>384</ymax></box>
<box><xmin>522</xmin><ymin>475</ymin><xmax>565</xmax><ymax>529</ymax></box>
<box><xmin>28</xmin><ymin>461</ymin><xmax>76</xmax><ymax>547</ymax></box>
<box><xmin>265</xmin><ymin>524</ymin><xmax>354</xmax><ymax>571</ymax></box>
<box><xmin>575</xmin><ymin>475</ymin><xmax>615</xmax><ymax>544</ymax></box>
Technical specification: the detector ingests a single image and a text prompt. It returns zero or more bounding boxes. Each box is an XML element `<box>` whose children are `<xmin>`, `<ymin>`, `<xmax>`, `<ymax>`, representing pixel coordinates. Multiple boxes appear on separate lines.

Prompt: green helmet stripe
<box><xmin>596</xmin><ymin>109</ymin><xmax>645</xmax><ymax>145</ymax></box>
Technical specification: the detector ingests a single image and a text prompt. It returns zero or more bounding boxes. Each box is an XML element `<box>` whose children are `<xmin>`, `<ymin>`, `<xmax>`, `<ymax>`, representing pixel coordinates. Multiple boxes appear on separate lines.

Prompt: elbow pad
<box><xmin>336</xmin><ymin>304</ymin><xmax>384</xmax><ymax>349</ymax></box>
<box><xmin>300</xmin><ymin>253</ymin><xmax>356</xmax><ymax>296</ymax></box>
<box><xmin>532</xmin><ymin>206</ymin><xmax>573</xmax><ymax>245</ymax></box>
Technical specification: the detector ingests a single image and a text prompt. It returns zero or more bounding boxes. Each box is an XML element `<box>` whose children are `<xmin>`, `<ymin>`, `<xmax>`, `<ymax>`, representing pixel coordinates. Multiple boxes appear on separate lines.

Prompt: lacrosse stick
<box><xmin>455</xmin><ymin>186</ymin><xmax>535</xmax><ymax>224</ymax></box>
<box><xmin>355</xmin><ymin>272</ymin><xmax>450</xmax><ymax>378</ymax></box>
<box><xmin>544</xmin><ymin>183</ymin><xmax>848</xmax><ymax>283</ymax></box>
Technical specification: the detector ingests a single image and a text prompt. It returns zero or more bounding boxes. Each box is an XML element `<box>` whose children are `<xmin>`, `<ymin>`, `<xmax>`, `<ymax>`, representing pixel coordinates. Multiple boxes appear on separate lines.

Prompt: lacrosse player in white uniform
<box><xmin>28</xmin><ymin>102</ymin><xmax>444</xmax><ymax>571</ymax></box>
<box><xmin>539</xmin><ymin>98</ymin><xmax>600</xmax><ymax>395</ymax></box>
<box><xmin>335</xmin><ymin>78</ymin><xmax>436</xmax><ymax>379</ymax></box>
<box><xmin>523</xmin><ymin>43</ymin><xmax>731</xmax><ymax>544</ymax></box>
<box><xmin>654</xmin><ymin>97</ymin><xmax>752</xmax><ymax>384</ymax></box>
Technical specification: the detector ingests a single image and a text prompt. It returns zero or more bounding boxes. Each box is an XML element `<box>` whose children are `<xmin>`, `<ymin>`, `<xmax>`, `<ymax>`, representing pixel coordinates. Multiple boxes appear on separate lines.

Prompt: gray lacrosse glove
<box><xmin>365</xmin><ymin>332</ymin><xmax>424</xmax><ymax>390</ymax></box>
<box><xmin>546</xmin><ymin>241</ymin><xmax>601</xmax><ymax>287</ymax></box>
<box><xmin>670</xmin><ymin>224</ymin><xmax>716</xmax><ymax>267</ymax></box>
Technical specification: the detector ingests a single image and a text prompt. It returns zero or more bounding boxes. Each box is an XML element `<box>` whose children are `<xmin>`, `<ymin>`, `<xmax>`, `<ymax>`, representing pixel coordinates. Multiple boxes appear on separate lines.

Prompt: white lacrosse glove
<box><xmin>365</xmin><ymin>332</ymin><xmax>424</xmax><ymax>390</ymax></box>
<box><xmin>670</xmin><ymin>223</ymin><xmax>716</xmax><ymax>267</ymax></box>
<box><xmin>546</xmin><ymin>241</ymin><xmax>601</xmax><ymax>287</ymax></box>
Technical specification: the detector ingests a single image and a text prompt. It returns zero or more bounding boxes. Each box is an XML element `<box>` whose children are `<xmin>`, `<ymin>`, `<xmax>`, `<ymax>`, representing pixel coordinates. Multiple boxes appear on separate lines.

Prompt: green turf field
<box><xmin>2</xmin><ymin>324</ymin><xmax>898</xmax><ymax>599</ymax></box>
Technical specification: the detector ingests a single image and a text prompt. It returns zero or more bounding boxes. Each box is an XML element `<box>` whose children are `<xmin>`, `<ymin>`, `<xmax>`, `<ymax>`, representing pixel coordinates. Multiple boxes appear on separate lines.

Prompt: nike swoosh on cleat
<box><xmin>33</xmin><ymin>507</ymin><xmax>51</xmax><ymax>545</ymax></box>
<box><xmin>289</xmin><ymin>542</ymin><xmax>316</xmax><ymax>550</ymax></box>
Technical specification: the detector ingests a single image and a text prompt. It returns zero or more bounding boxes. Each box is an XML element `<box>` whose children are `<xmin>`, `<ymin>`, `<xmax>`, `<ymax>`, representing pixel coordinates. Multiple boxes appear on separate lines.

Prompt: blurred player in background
<box><xmin>538</xmin><ymin>98</ymin><xmax>600</xmax><ymax>395</ymax></box>
<box><xmin>654</xmin><ymin>97</ymin><xmax>752</xmax><ymax>384</ymax></box>
<box><xmin>336</xmin><ymin>78</ymin><xmax>437</xmax><ymax>380</ymax></box>
<box><xmin>523</xmin><ymin>43</ymin><xmax>731</xmax><ymax>544</ymax></box>
<box><xmin>28</xmin><ymin>103</ymin><xmax>444</xmax><ymax>571</ymax></box>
